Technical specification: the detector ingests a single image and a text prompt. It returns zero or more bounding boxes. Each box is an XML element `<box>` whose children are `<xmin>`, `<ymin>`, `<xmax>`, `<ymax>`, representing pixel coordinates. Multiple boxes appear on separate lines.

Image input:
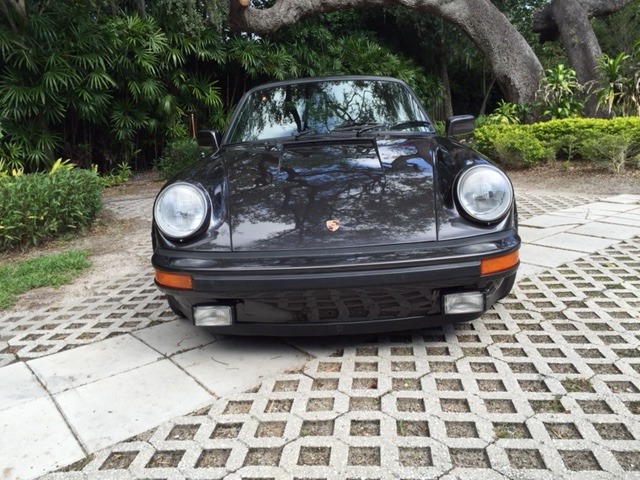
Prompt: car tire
<box><xmin>167</xmin><ymin>295</ymin><xmax>186</xmax><ymax>318</ymax></box>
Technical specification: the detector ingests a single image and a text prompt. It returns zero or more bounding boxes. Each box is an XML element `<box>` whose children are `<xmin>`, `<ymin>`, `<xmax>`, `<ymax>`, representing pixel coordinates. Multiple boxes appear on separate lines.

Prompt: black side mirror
<box><xmin>445</xmin><ymin>115</ymin><xmax>475</xmax><ymax>138</ymax></box>
<box><xmin>196</xmin><ymin>130</ymin><xmax>222</xmax><ymax>150</ymax></box>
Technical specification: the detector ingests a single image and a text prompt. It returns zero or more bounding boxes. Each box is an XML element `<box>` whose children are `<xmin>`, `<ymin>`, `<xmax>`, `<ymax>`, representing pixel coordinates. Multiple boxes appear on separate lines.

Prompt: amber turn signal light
<box><xmin>480</xmin><ymin>250</ymin><xmax>519</xmax><ymax>275</ymax></box>
<box><xmin>154</xmin><ymin>270</ymin><xmax>193</xmax><ymax>290</ymax></box>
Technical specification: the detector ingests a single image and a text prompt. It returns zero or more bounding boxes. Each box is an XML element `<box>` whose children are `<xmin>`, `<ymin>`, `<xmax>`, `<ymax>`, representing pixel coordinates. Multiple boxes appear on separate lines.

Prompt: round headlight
<box><xmin>456</xmin><ymin>165</ymin><xmax>513</xmax><ymax>223</ymax></box>
<box><xmin>154</xmin><ymin>183</ymin><xmax>209</xmax><ymax>239</ymax></box>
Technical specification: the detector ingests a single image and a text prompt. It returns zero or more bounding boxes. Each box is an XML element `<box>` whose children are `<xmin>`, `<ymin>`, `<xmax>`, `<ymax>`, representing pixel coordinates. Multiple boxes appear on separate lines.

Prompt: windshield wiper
<box><xmin>387</xmin><ymin>120</ymin><xmax>433</xmax><ymax>131</ymax></box>
<box><xmin>294</xmin><ymin>129</ymin><xmax>317</xmax><ymax>140</ymax></box>
<box><xmin>331</xmin><ymin>122</ymin><xmax>383</xmax><ymax>135</ymax></box>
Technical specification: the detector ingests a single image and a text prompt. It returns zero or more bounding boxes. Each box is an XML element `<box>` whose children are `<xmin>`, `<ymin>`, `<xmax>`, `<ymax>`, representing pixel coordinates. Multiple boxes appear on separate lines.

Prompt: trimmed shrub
<box><xmin>155</xmin><ymin>139</ymin><xmax>208</xmax><ymax>180</ymax></box>
<box><xmin>474</xmin><ymin>117</ymin><xmax>640</xmax><ymax>167</ymax></box>
<box><xmin>0</xmin><ymin>169</ymin><xmax>103</xmax><ymax>251</ymax></box>
<box><xmin>493</xmin><ymin>131</ymin><xmax>554</xmax><ymax>166</ymax></box>
<box><xmin>579</xmin><ymin>134</ymin><xmax>640</xmax><ymax>173</ymax></box>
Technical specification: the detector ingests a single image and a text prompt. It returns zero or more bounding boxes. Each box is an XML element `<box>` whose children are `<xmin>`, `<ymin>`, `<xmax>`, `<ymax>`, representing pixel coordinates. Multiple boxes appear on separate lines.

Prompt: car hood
<box><xmin>223</xmin><ymin>136</ymin><xmax>439</xmax><ymax>251</ymax></box>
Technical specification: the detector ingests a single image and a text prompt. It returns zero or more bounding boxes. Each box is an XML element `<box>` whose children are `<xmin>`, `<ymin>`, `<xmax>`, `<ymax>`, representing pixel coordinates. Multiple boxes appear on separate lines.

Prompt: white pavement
<box><xmin>1</xmin><ymin>194</ymin><xmax>640</xmax><ymax>479</ymax></box>
<box><xmin>518</xmin><ymin>194</ymin><xmax>640</xmax><ymax>278</ymax></box>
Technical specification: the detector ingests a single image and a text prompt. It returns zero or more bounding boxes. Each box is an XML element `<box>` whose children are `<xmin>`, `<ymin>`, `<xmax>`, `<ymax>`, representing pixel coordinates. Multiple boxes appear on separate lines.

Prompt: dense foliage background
<box><xmin>0</xmin><ymin>0</ymin><xmax>639</xmax><ymax>173</ymax></box>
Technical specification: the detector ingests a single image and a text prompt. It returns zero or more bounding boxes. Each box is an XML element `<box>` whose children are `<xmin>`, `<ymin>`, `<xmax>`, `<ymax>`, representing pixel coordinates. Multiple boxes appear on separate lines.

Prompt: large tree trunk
<box><xmin>533</xmin><ymin>0</ymin><xmax>634</xmax><ymax>41</ymax></box>
<box><xmin>533</xmin><ymin>0</ymin><xmax>632</xmax><ymax>116</ymax></box>
<box><xmin>547</xmin><ymin>0</ymin><xmax>602</xmax><ymax>83</ymax></box>
<box><xmin>229</xmin><ymin>0</ymin><xmax>543</xmax><ymax>104</ymax></box>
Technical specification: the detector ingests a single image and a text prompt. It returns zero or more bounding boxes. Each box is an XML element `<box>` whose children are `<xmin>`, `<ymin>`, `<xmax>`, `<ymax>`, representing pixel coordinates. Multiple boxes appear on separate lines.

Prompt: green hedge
<box><xmin>155</xmin><ymin>139</ymin><xmax>208</xmax><ymax>180</ymax></box>
<box><xmin>0</xmin><ymin>169</ymin><xmax>103</xmax><ymax>251</ymax></box>
<box><xmin>474</xmin><ymin>117</ymin><xmax>640</xmax><ymax>166</ymax></box>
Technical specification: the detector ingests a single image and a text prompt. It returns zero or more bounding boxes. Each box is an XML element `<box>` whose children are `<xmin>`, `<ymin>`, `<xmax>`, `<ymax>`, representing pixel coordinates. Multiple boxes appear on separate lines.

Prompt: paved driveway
<box><xmin>1</xmin><ymin>188</ymin><xmax>640</xmax><ymax>479</ymax></box>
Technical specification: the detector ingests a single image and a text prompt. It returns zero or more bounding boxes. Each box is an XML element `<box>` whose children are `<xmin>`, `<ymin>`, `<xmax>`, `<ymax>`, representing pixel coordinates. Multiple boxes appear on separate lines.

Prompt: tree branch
<box><xmin>228</xmin><ymin>0</ymin><xmax>543</xmax><ymax>103</ymax></box>
<box><xmin>533</xmin><ymin>0</ymin><xmax>633</xmax><ymax>42</ymax></box>
<box><xmin>5</xmin><ymin>0</ymin><xmax>25</xmax><ymax>18</ymax></box>
<box><xmin>0</xmin><ymin>0</ymin><xmax>19</xmax><ymax>33</ymax></box>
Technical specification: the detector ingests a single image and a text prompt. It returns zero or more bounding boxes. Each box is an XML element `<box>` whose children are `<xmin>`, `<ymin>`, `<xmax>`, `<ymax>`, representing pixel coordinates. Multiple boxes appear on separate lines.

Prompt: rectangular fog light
<box><xmin>444</xmin><ymin>292</ymin><xmax>485</xmax><ymax>315</ymax></box>
<box><xmin>194</xmin><ymin>305</ymin><xmax>233</xmax><ymax>327</ymax></box>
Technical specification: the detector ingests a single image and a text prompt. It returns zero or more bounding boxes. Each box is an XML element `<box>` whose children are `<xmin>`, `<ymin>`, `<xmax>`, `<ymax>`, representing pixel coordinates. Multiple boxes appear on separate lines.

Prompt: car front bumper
<box><xmin>152</xmin><ymin>231</ymin><xmax>520</xmax><ymax>336</ymax></box>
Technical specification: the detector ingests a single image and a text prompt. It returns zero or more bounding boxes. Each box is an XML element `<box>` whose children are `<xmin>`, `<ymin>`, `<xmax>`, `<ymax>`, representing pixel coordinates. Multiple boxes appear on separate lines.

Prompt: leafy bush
<box><xmin>486</xmin><ymin>100</ymin><xmax>529</xmax><ymax>125</ymax></box>
<box><xmin>536</xmin><ymin>64</ymin><xmax>583</xmax><ymax>120</ymax></box>
<box><xmin>0</xmin><ymin>169</ymin><xmax>103</xmax><ymax>251</ymax></box>
<box><xmin>98</xmin><ymin>162</ymin><xmax>133</xmax><ymax>187</ymax></box>
<box><xmin>579</xmin><ymin>134</ymin><xmax>640</xmax><ymax>173</ymax></box>
<box><xmin>588</xmin><ymin>40</ymin><xmax>640</xmax><ymax>117</ymax></box>
<box><xmin>474</xmin><ymin>117</ymin><xmax>640</xmax><ymax>168</ymax></box>
<box><xmin>493</xmin><ymin>131</ymin><xmax>554</xmax><ymax>166</ymax></box>
<box><xmin>155</xmin><ymin>139</ymin><xmax>207</xmax><ymax>180</ymax></box>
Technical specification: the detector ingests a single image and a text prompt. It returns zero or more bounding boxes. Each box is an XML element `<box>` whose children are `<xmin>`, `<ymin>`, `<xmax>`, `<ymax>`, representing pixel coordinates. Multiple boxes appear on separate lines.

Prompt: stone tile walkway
<box><xmin>1</xmin><ymin>191</ymin><xmax>639</xmax><ymax>480</ymax></box>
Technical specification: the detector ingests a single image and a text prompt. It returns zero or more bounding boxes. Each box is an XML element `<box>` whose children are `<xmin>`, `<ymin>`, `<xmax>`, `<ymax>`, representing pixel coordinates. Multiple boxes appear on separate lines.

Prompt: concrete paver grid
<box><xmin>41</xmin><ymin>239</ymin><xmax>640</xmax><ymax>480</ymax></box>
<box><xmin>0</xmin><ymin>189</ymin><xmax>639</xmax><ymax>478</ymax></box>
<box><xmin>40</xmin><ymin>237</ymin><xmax>640</xmax><ymax>479</ymax></box>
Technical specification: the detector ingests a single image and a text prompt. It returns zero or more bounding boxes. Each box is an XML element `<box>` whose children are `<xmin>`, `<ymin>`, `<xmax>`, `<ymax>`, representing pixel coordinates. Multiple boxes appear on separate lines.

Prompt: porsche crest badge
<box><xmin>325</xmin><ymin>219</ymin><xmax>340</xmax><ymax>232</ymax></box>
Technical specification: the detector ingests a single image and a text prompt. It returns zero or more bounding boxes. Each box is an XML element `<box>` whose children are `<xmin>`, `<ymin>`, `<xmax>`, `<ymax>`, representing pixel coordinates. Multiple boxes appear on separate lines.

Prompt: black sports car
<box><xmin>152</xmin><ymin>76</ymin><xmax>519</xmax><ymax>335</ymax></box>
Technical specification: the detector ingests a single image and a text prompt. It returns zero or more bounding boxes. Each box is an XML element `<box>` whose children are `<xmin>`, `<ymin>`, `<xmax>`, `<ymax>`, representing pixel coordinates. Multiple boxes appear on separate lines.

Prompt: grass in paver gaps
<box><xmin>530</xmin><ymin>396</ymin><xmax>566</xmax><ymax>413</ymax></box>
<box><xmin>397</xmin><ymin>420</ymin><xmax>430</xmax><ymax>436</ymax></box>
<box><xmin>196</xmin><ymin>449</ymin><xmax>231</xmax><ymax>468</ymax></box>
<box><xmin>399</xmin><ymin>447</ymin><xmax>433</xmax><ymax>467</ymax></box>
<box><xmin>562</xmin><ymin>378</ymin><xmax>595</xmax><ymax>393</ymax></box>
<box><xmin>300</xmin><ymin>419</ymin><xmax>334</xmax><ymax>436</ymax></box>
<box><xmin>494</xmin><ymin>422</ymin><xmax>532</xmax><ymax>439</ymax></box>
<box><xmin>211</xmin><ymin>423</ymin><xmax>243</xmax><ymax>438</ymax></box>
<box><xmin>559</xmin><ymin>450</ymin><xmax>602</xmax><ymax>471</ymax></box>
<box><xmin>348</xmin><ymin>446</ymin><xmax>381</xmax><ymax>466</ymax></box>
<box><xmin>59</xmin><ymin>454</ymin><xmax>95</xmax><ymax>472</ymax></box>
<box><xmin>272</xmin><ymin>379</ymin><xmax>300</xmax><ymax>391</ymax></box>
<box><xmin>99</xmin><ymin>452</ymin><xmax>137</xmax><ymax>470</ymax></box>
<box><xmin>507</xmin><ymin>449</ymin><xmax>546</xmax><ymax>469</ymax></box>
<box><xmin>350</xmin><ymin>419</ymin><xmax>380</xmax><ymax>436</ymax></box>
<box><xmin>0</xmin><ymin>250</ymin><xmax>90</xmax><ymax>309</ymax></box>
<box><xmin>243</xmin><ymin>447</ymin><xmax>282</xmax><ymax>466</ymax></box>
<box><xmin>255</xmin><ymin>421</ymin><xmax>286</xmax><ymax>437</ymax></box>
<box><xmin>613</xmin><ymin>451</ymin><xmax>640</xmax><ymax>471</ymax></box>
<box><xmin>166</xmin><ymin>424</ymin><xmax>200</xmax><ymax>440</ymax></box>
<box><xmin>298</xmin><ymin>446</ymin><xmax>331</xmax><ymax>466</ymax></box>
<box><xmin>545</xmin><ymin>422</ymin><xmax>583</xmax><ymax>439</ymax></box>
<box><xmin>145</xmin><ymin>450</ymin><xmax>185</xmax><ymax>468</ymax></box>
<box><xmin>593</xmin><ymin>423</ymin><xmax>634</xmax><ymax>440</ymax></box>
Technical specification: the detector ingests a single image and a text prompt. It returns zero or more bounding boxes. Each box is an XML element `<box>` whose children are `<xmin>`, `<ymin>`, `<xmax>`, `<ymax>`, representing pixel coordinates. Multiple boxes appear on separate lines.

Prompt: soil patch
<box><xmin>507</xmin><ymin>162</ymin><xmax>640</xmax><ymax>196</ymax></box>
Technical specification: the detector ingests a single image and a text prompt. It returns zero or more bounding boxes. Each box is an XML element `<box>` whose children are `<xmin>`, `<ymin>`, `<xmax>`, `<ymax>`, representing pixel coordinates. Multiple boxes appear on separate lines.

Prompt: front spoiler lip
<box><xmin>184</xmin><ymin>312</ymin><xmax>484</xmax><ymax>337</ymax></box>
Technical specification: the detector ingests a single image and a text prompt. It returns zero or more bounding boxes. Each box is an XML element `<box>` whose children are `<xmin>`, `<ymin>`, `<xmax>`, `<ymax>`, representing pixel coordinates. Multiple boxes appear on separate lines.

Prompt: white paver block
<box><xmin>518</xmin><ymin>225</ymin><xmax>568</xmax><ymax>243</ymax></box>
<box><xmin>519</xmin><ymin>214</ymin><xmax>588</xmax><ymax>228</ymax></box>
<box><xmin>54</xmin><ymin>359</ymin><xmax>213</xmax><ymax>452</ymax></box>
<box><xmin>29</xmin><ymin>334</ymin><xmax>161</xmax><ymax>394</ymax></box>
<box><xmin>0</xmin><ymin>362</ymin><xmax>47</xmax><ymax>412</ymax></box>
<box><xmin>604</xmin><ymin>194</ymin><xmax>640</xmax><ymax>204</ymax></box>
<box><xmin>172</xmin><ymin>337</ymin><xmax>309</xmax><ymax>397</ymax></box>
<box><xmin>533</xmin><ymin>232</ymin><xmax>619</xmax><ymax>253</ymax></box>
<box><xmin>568</xmin><ymin>222</ymin><xmax>640</xmax><ymax>240</ymax></box>
<box><xmin>133</xmin><ymin>319</ymin><xmax>219</xmax><ymax>356</ymax></box>
<box><xmin>0</xmin><ymin>397</ymin><xmax>84</xmax><ymax>480</ymax></box>
<box><xmin>519</xmin><ymin>243</ymin><xmax>585</xmax><ymax>268</ymax></box>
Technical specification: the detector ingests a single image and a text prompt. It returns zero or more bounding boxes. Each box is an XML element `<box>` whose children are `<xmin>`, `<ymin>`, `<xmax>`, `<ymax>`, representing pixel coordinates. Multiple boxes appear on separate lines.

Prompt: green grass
<box><xmin>0</xmin><ymin>250</ymin><xmax>90</xmax><ymax>309</ymax></box>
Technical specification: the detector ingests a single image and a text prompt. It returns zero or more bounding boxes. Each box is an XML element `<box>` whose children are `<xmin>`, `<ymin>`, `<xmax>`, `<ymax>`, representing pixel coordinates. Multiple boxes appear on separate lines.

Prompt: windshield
<box><xmin>225</xmin><ymin>78</ymin><xmax>434</xmax><ymax>143</ymax></box>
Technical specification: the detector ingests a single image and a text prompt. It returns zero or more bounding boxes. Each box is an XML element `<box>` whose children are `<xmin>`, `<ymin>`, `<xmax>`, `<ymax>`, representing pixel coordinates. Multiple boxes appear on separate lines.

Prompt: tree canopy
<box><xmin>0</xmin><ymin>0</ymin><xmax>638</xmax><ymax>171</ymax></box>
